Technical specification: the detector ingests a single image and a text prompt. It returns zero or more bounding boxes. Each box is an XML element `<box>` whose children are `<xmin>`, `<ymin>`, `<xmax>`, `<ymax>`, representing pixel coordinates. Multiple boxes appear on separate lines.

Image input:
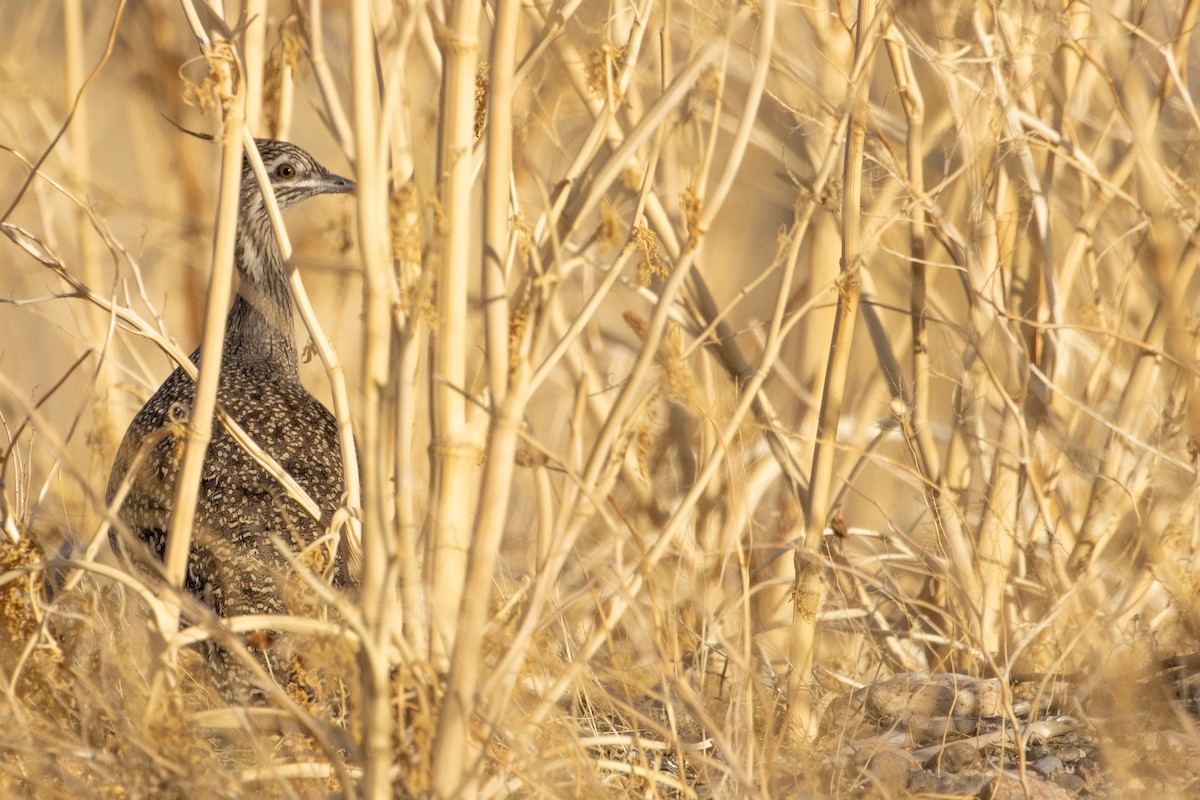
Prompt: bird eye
<box><xmin>275</xmin><ymin>163</ymin><xmax>296</xmax><ymax>179</ymax></box>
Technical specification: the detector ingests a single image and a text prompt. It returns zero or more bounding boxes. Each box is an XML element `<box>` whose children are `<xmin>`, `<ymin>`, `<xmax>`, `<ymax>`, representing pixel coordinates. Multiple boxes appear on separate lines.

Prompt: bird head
<box><xmin>242</xmin><ymin>138</ymin><xmax>356</xmax><ymax>214</ymax></box>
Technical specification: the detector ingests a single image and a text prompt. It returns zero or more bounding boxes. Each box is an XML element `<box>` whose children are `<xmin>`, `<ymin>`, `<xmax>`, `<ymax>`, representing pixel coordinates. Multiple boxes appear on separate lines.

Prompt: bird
<box><xmin>106</xmin><ymin>138</ymin><xmax>355</xmax><ymax>701</ymax></box>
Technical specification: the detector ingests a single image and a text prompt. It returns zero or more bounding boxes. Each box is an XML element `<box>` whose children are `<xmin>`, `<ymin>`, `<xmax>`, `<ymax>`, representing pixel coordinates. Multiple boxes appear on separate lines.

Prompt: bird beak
<box><xmin>326</xmin><ymin>173</ymin><xmax>356</xmax><ymax>194</ymax></box>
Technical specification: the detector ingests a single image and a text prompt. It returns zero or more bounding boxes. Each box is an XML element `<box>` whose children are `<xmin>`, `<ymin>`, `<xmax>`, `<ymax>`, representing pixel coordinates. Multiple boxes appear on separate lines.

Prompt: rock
<box><xmin>1055</xmin><ymin>747</ymin><xmax>1088</xmax><ymax>763</ymax></box>
<box><xmin>860</xmin><ymin>746</ymin><xmax>919</xmax><ymax>789</ymax></box>
<box><xmin>903</xmin><ymin>713</ymin><xmax>985</xmax><ymax>744</ymax></box>
<box><xmin>917</xmin><ymin>771</ymin><xmax>993</xmax><ymax>796</ymax></box>
<box><xmin>935</xmin><ymin>741</ymin><xmax>980</xmax><ymax>773</ymax></box>
<box><xmin>988</xmin><ymin>770</ymin><xmax>1073</xmax><ymax>799</ymax></box>
<box><xmin>1032</xmin><ymin>755</ymin><xmax>1064</xmax><ymax>775</ymax></box>
<box><xmin>855</xmin><ymin>673</ymin><xmax>1006</xmax><ymax>724</ymax></box>
<box><xmin>1053</xmin><ymin>772</ymin><xmax>1086</xmax><ymax>794</ymax></box>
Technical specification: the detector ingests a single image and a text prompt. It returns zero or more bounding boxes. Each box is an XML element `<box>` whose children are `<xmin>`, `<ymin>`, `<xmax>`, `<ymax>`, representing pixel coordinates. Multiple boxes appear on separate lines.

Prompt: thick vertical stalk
<box><xmin>977</xmin><ymin>408</ymin><xmax>1020</xmax><ymax>653</ymax></box>
<box><xmin>243</xmin><ymin>0</ymin><xmax>266</xmax><ymax>132</ymax></box>
<box><xmin>786</xmin><ymin>0</ymin><xmax>878</xmax><ymax>744</ymax></box>
<box><xmin>350</xmin><ymin>0</ymin><xmax>395</xmax><ymax>797</ymax></box>
<box><xmin>428</xmin><ymin>0</ymin><xmax>482</xmax><ymax>670</ymax></box>
<box><xmin>163</xmin><ymin>45</ymin><xmax>244</xmax><ymax>630</ymax></box>
<box><xmin>481</xmin><ymin>0</ymin><xmax>517</xmax><ymax>404</ymax></box>
<box><xmin>63</xmin><ymin>0</ymin><xmax>115</xmax><ymax>475</ymax></box>
<box><xmin>431</xmin><ymin>1</ymin><xmax>520</xmax><ymax>795</ymax></box>
<box><xmin>395</xmin><ymin>325</ymin><xmax>426</xmax><ymax>657</ymax></box>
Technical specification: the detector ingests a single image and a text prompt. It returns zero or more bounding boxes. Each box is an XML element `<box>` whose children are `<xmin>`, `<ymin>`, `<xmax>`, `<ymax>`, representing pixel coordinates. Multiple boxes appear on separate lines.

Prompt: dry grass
<box><xmin>5</xmin><ymin>0</ymin><xmax>1200</xmax><ymax>797</ymax></box>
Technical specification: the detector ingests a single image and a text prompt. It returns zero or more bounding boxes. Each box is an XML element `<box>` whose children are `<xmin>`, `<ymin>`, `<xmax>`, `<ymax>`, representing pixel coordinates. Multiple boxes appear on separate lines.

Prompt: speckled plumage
<box><xmin>106</xmin><ymin>139</ymin><xmax>354</xmax><ymax>698</ymax></box>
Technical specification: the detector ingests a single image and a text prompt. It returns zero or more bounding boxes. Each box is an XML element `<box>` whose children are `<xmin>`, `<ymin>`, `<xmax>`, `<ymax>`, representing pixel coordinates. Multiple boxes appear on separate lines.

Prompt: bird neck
<box><xmin>222</xmin><ymin>217</ymin><xmax>300</xmax><ymax>380</ymax></box>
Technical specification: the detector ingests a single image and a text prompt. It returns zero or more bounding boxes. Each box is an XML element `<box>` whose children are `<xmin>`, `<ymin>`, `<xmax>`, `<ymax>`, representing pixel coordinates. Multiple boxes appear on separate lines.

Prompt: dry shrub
<box><xmin>5</xmin><ymin>0</ymin><xmax>1200</xmax><ymax>797</ymax></box>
